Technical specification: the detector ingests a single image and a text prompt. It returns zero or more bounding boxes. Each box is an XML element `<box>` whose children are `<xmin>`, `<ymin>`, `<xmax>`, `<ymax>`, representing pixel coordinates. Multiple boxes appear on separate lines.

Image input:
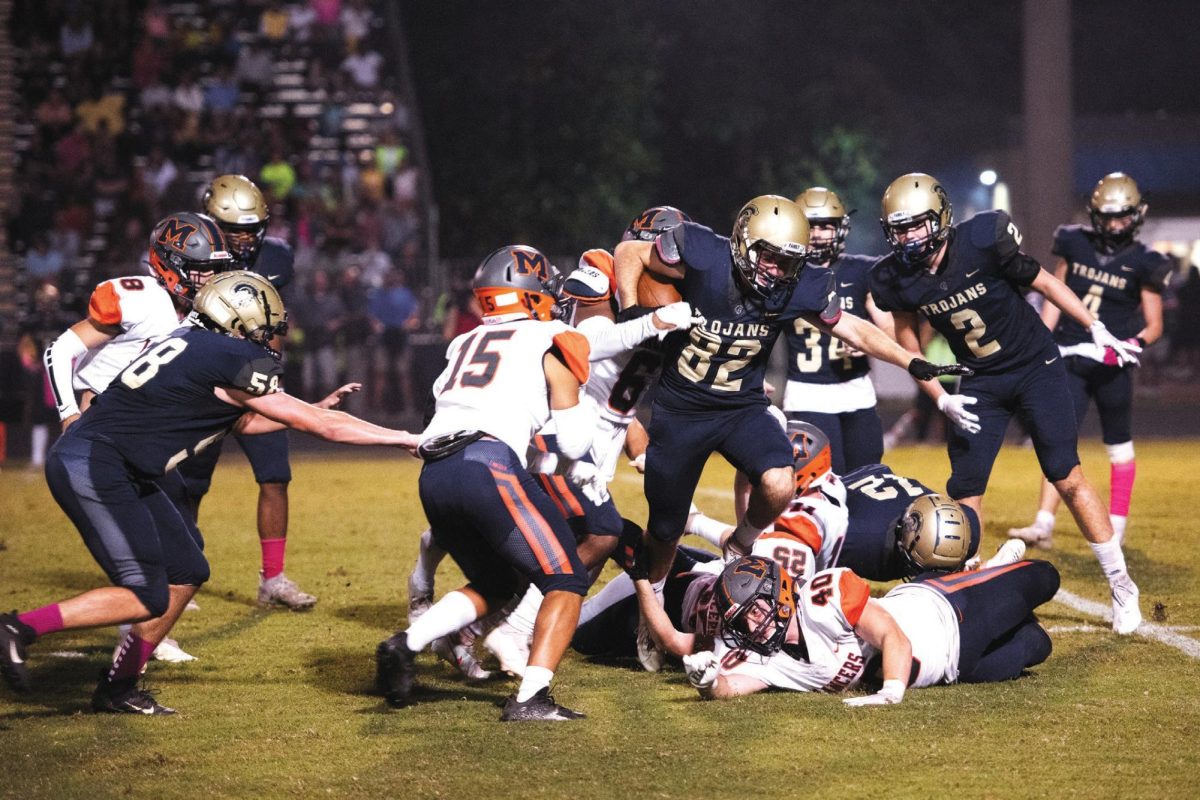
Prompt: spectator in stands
<box><xmin>341</xmin><ymin>0</ymin><xmax>374</xmax><ymax>49</ymax></box>
<box><xmin>140</xmin><ymin>76</ymin><xmax>173</xmax><ymax>110</ymax></box>
<box><xmin>380</xmin><ymin>197</ymin><xmax>421</xmax><ymax>268</ymax></box>
<box><xmin>235</xmin><ymin>41</ymin><xmax>274</xmax><ymax>95</ymax></box>
<box><xmin>16</xmin><ymin>284</ymin><xmax>73</xmax><ymax>468</ymax></box>
<box><xmin>288</xmin><ymin>2</ymin><xmax>318</xmax><ymax>42</ymax></box>
<box><xmin>143</xmin><ymin>146</ymin><xmax>179</xmax><ymax>203</ymax></box>
<box><xmin>260</xmin><ymin>2</ymin><xmax>290</xmax><ymax>42</ymax></box>
<box><xmin>204</xmin><ymin>65</ymin><xmax>241</xmax><ymax>115</ymax></box>
<box><xmin>24</xmin><ymin>233</ymin><xmax>66</xmax><ymax>283</ymax></box>
<box><xmin>374</xmin><ymin>128</ymin><xmax>407</xmax><ymax>178</ymax></box>
<box><xmin>34</xmin><ymin>87</ymin><xmax>74</xmax><ymax>141</ymax></box>
<box><xmin>59</xmin><ymin>6</ymin><xmax>95</xmax><ymax>60</ymax></box>
<box><xmin>341</xmin><ymin>40</ymin><xmax>384</xmax><ymax>90</ymax></box>
<box><xmin>292</xmin><ymin>270</ymin><xmax>344</xmax><ymax>400</ymax></box>
<box><xmin>75</xmin><ymin>81</ymin><xmax>126</xmax><ymax>137</ymax></box>
<box><xmin>345</xmin><ymin>230</ymin><xmax>392</xmax><ymax>289</ymax></box>
<box><xmin>441</xmin><ymin>287</ymin><xmax>483</xmax><ymax>342</ymax></box>
<box><xmin>53</xmin><ymin>122</ymin><xmax>92</xmax><ymax>183</ymax></box>
<box><xmin>337</xmin><ymin>265</ymin><xmax>373</xmax><ymax>414</ymax></box>
<box><xmin>172</xmin><ymin>69</ymin><xmax>206</xmax><ymax>116</ymax></box>
<box><xmin>368</xmin><ymin>268</ymin><xmax>419</xmax><ymax>414</ymax></box>
<box><xmin>141</xmin><ymin>0</ymin><xmax>171</xmax><ymax>41</ymax></box>
<box><xmin>261</xmin><ymin>148</ymin><xmax>298</xmax><ymax>202</ymax></box>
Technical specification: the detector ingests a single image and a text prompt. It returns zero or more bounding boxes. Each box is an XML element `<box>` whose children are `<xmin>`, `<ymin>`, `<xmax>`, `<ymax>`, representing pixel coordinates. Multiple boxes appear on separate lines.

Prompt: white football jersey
<box><xmin>74</xmin><ymin>276</ymin><xmax>183</xmax><ymax>394</ymax></box>
<box><xmin>861</xmin><ymin>582</ymin><xmax>960</xmax><ymax>687</ymax></box>
<box><xmin>714</xmin><ymin>567</ymin><xmax>871</xmax><ymax>694</ymax></box>
<box><xmin>755</xmin><ymin>473</ymin><xmax>849</xmax><ymax>583</ymax></box>
<box><xmin>422</xmin><ymin>319</ymin><xmax>590</xmax><ymax>466</ymax></box>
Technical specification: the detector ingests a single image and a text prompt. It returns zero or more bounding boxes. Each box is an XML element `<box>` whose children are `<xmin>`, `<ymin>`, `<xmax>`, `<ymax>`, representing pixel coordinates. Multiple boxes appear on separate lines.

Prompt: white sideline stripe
<box><xmin>1048</xmin><ymin>624</ymin><xmax>1200</xmax><ymax>634</ymax></box>
<box><xmin>1052</xmin><ymin>588</ymin><xmax>1200</xmax><ymax>660</ymax></box>
<box><xmin>46</xmin><ymin>650</ymin><xmax>89</xmax><ymax>659</ymax></box>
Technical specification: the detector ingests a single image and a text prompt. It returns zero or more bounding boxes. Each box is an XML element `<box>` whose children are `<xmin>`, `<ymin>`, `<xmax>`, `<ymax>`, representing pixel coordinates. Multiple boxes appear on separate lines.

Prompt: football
<box><xmin>637</xmin><ymin>271</ymin><xmax>682</xmax><ymax>307</ymax></box>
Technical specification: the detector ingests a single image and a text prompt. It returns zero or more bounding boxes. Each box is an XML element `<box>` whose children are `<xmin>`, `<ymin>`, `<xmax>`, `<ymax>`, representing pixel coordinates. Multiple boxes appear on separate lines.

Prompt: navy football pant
<box><xmin>530</xmin><ymin>434</ymin><xmax>623</xmax><ymax>539</ymax></box>
<box><xmin>645</xmin><ymin>403</ymin><xmax>794</xmax><ymax>542</ymax></box>
<box><xmin>171</xmin><ymin>429</ymin><xmax>292</xmax><ymax>505</ymax></box>
<box><xmin>947</xmin><ymin>355</ymin><xmax>1080</xmax><ymax>498</ymax></box>
<box><xmin>1064</xmin><ymin>356</ymin><xmax>1134</xmax><ymax>445</ymax></box>
<box><xmin>45</xmin><ymin>435</ymin><xmax>210</xmax><ymax>618</ymax></box>
<box><xmin>915</xmin><ymin>559</ymin><xmax>1059</xmax><ymax>683</ymax></box>
<box><xmin>419</xmin><ymin>439</ymin><xmax>588</xmax><ymax>602</ymax></box>
<box><xmin>785</xmin><ymin>408</ymin><xmax>884</xmax><ymax>475</ymax></box>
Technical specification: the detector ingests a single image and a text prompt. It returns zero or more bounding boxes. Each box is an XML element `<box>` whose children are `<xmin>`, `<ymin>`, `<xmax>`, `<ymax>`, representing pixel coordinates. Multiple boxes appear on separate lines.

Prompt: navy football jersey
<box><xmin>870</xmin><ymin>210</ymin><xmax>1051</xmax><ymax>374</ymax></box>
<box><xmin>836</xmin><ymin>463</ymin><xmax>934</xmax><ymax>582</ymax></box>
<box><xmin>70</xmin><ymin>326</ymin><xmax>283</xmax><ymax>478</ymax></box>
<box><xmin>654</xmin><ymin>222</ymin><xmax>840</xmax><ymax>411</ymax></box>
<box><xmin>785</xmin><ymin>254</ymin><xmax>878</xmax><ymax>384</ymax></box>
<box><xmin>246</xmin><ymin>236</ymin><xmax>295</xmax><ymax>292</ymax></box>
<box><xmin>1050</xmin><ymin>224</ymin><xmax>1172</xmax><ymax>346</ymax></box>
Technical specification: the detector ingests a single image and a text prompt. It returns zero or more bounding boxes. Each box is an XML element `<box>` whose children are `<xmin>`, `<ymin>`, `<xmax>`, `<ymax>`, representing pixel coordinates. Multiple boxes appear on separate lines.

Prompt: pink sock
<box><xmin>261</xmin><ymin>537</ymin><xmax>287</xmax><ymax>579</ymax></box>
<box><xmin>1110</xmin><ymin>461</ymin><xmax>1136</xmax><ymax>517</ymax></box>
<box><xmin>109</xmin><ymin>633</ymin><xmax>156</xmax><ymax>682</ymax></box>
<box><xmin>17</xmin><ymin>604</ymin><xmax>64</xmax><ymax>638</ymax></box>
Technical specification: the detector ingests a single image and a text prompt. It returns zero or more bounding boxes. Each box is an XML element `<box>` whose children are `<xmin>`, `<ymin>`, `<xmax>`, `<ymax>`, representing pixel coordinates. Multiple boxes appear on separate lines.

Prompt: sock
<box><xmin>578</xmin><ymin>573</ymin><xmax>635</xmax><ymax>628</ymax></box>
<box><xmin>1110</xmin><ymin>461</ymin><xmax>1136</xmax><ymax>517</ymax></box>
<box><xmin>108</xmin><ymin>633</ymin><xmax>156</xmax><ymax>683</ymax></box>
<box><xmin>17</xmin><ymin>603</ymin><xmax>63</xmax><ymax>639</ymax></box>
<box><xmin>1089</xmin><ymin>537</ymin><xmax>1129</xmax><ymax>584</ymax></box>
<box><xmin>410</xmin><ymin>529</ymin><xmax>445</xmax><ymax>595</ymax></box>
<box><xmin>30</xmin><ymin>424</ymin><xmax>49</xmax><ymax>467</ymax></box>
<box><xmin>515</xmin><ymin>665</ymin><xmax>553</xmax><ymax>702</ymax></box>
<box><xmin>686</xmin><ymin>508</ymin><xmax>734</xmax><ymax>547</ymax></box>
<box><xmin>261</xmin><ymin>537</ymin><xmax>286</xmax><ymax>579</ymax></box>
<box><xmin>1033</xmin><ymin>510</ymin><xmax>1055</xmax><ymax>532</ymax></box>
<box><xmin>1110</xmin><ymin>514</ymin><xmax>1128</xmax><ymax>546</ymax></box>
<box><xmin>731</xmin><ymin>517</ymin><xmax>767</xmax><ymax>551</ymax></box>
<box><xmin>505</xmin><ymin>585</ymin><xmax>543</xmax><ymax>638</ymax></box>
<box><xmin>405</xmin><ymin>590</ymin><xmax>479</xmax><ymax>651</ymax></box>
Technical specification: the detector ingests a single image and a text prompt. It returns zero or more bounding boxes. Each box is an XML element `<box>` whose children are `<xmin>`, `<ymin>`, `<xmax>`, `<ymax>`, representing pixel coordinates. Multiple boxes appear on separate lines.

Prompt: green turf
<box><xmin>2</xmin><ymin>441</ymin><xmax>1199</xmax><ymax>799</ymax></box>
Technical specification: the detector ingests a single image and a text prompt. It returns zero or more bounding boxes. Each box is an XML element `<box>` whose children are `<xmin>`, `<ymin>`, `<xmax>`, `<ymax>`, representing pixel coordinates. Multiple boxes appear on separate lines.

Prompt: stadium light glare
<box><xmin>979</xmin><ymin>169</ymin><xmax>998</xmax><ymax>186</ymax></box>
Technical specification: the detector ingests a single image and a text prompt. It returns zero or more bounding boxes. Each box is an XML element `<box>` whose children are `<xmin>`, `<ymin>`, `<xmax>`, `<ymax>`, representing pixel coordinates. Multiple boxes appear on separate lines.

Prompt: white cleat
<box><xmin>483</xmin><ymin>620</ymin><xmax>530</xmax><ymax>678</ymax></box>
<box><xmin>184</xmin><ymin>599</ymin><xmax>201</xmax><ymax>612</ymax></box>
<box><xmin>635</xmin><ymin>615</ymin><xmax>664</xmax><ymax>673</ymax></box>
<box><xmin>257</xmin><ymin>572</ymin><xmax>318</xmax><ymax>610</ymax></box>
<box><xmin>152</xmin><ymin>637</ymin><xmax>197</xmax><ymax>663</ymax></box>
<box><xmin>431</xmin><ymin>628</ymin><xmax>492</xmax><ymax>681</ymax></box>
<box><xmin>1007</xmin><ymin>524</ymin><xmax>1053</xmax><ymax>551</ymax></box>
<box><xmin>984</xmin><ymin>539</ymin><xmax>1027</xmax><ymax>569</ymax></box>
<box><xmin>1111</xmin><ymin>575</ymin><xmax>1142</xmax><ymax>635</ymax></box>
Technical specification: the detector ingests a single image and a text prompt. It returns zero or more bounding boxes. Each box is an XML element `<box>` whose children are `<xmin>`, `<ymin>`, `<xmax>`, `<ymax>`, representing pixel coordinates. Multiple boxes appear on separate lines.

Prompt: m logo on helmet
<box><xmin>512</xmin><ymin>249</ymin><xmax>549</xmax><ymax>281</ymax></box>
<box><xmin>733</xmin><ymin>559</ymin><xmax>768</xmax><ymax>580</ymax></box>
<box><xmin>158</xmin><ymin>218</ymin><xmax>198</xmax><ymax>252</ymax></box>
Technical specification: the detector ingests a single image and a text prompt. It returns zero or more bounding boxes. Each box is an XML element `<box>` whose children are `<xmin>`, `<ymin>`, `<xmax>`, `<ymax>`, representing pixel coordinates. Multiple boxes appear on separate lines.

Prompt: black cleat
<box><xmin>0</xmin><ymin>612</ymin><xmax>35</xmax><ymax>693</ymax></box>
<box><xmin>376</xmin><ymin>632</ymin><xmax>416</xmax><ymax>708</ymax></box>
<box><xmin>92</xmin><ymin>675</ymin><xmax>176</xmax><ymax>715</ymax></box>
<box><xmin>500</xmin><ymin>687</ymin><xmax>586</xmax><ymax>722</ymax></box>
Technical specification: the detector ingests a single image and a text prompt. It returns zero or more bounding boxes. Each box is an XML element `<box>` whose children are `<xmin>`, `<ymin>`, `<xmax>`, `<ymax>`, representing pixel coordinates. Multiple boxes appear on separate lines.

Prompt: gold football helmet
<box><xmin>895</xmin><ymin>493</ymin><xmax>976</xmax><ymax>574</ymax></box>
<box><xmin>202</xmin><ymin>174</ymin><xmax>270</xmax><ymax>263</ymax></box>
<box><xmin>192</xmin><ymin>270</ymin><xmax>288</xmax><ymax>349</ymax></box>
<box><xmin>795</xmin><ymin>187</ymin><xmax>851</xmax><ymax>264</ymax></box>
<box><xmin>730</xmin><ymin>194</ymin><xmax>810</xmax><ymax>301</ymax></box>
<box><xmin>880</xmin><ymin>173</ymin><xmax>953</xmax><ymax>267</ymax></box>
<box><xmin>1088</xmin><ymin>172</ymin><xmax>1147</xmax><ymax>252</ymax></box>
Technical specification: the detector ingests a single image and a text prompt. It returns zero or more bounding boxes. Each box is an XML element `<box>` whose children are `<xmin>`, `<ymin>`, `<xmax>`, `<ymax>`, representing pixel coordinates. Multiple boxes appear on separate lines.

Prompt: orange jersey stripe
<box><xmin>535</xmin><ymin>473</ymin><xmax>571</xmax><ymax>519</ymax></box>
<box><xmin>493</xmin><ymin>470</ymin><xmax>573</xmax><ymax>575</ymax></box>
<box><xmin>88</xmin><ymin>282</ymin><xmax>123</xmax><ymax>327</ymax></box>
<box><xmin>551</xmin><ymin>474</ymin><xmax>585</xmax><ymax>517</ymax></box>
<box><xmin>772</xmin><ymin>513</ymin><xmax>822</xmax><ymax>552</ymax></box>
<box><xmin>551</xmin><ymin>330</ymin><xmax>590</xmax><ymax>384</ymax></box>
<box><xmin>925</xmin><ymin>560</ymin><xmax>1031</xmax><ymax>594</ymax></box>
<box><xmin>838</xmin><ymin>570</ymin><xmax>871</xmax><ymax>626</ymax></box>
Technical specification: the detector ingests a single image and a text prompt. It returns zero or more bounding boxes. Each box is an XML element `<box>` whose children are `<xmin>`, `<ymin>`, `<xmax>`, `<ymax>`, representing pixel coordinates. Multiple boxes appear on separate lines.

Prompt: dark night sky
<box><xmin>400</xmin><ymin>1</ymin><xmax>1200</xmax><ymax>258</ymax></box>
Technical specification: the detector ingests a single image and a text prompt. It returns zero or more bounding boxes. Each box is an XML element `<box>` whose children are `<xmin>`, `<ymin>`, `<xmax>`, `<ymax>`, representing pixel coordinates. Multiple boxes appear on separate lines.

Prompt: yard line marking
<box><xmin>1053</xmin><ymin>588</ymin><xmax>1200</xmax><ymax>660</ymax></box>
<box><xmin>46</xmin><ymin>650</ymin><xmax>89</xmax><ymax>659</ymax></box>
<box><xmin>1048</xmin><ymin>623</ymin><xmax>1200</xmax><ymax>634</ymax></box>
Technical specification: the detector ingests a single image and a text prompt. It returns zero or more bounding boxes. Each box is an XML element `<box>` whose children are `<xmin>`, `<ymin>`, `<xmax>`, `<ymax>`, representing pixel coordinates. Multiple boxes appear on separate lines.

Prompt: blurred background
<box><xmin>2</xmin><ymin>0</ymin><xmax>1198</xmax><ymax>463</ymax></box>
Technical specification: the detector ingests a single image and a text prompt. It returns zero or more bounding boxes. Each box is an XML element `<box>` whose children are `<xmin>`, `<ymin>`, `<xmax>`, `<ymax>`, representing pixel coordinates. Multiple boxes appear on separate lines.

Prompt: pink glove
<box><xmin>1103</xmin><ymin>338</ymin><xmax>1141</xmax><ymax>367</ymax></box>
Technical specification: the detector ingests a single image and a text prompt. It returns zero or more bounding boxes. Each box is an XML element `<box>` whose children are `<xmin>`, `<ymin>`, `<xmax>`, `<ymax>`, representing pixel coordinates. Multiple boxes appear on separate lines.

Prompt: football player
<box><xmin>783</xmin><ymin>188</ymin><xmax>894</xmax><ymax>473</ymax></box>
<box><xmin>2</xmin><ymin>271</ymin><xmax>418</xmax><ymax>713</ymax></box>
<box><xmin>613</xmin><ymin>195</ymin><xmax>966</xmax><ymax>611</ymax></box>
<box><xmin>869</xmin><ymin>173</ymin><xmax>1143</xmax><ymax>634</ymax></box>
<box><xmin>1008</xmin><ymin>173</ymin><xmax>1171</xmax><ymax>549</ymax></box>
<box><xmin>375</xmin><ymin>245</ymin><xmax>594</xmax><ymax>722</ymax></box>
<box><xmin>681</xmin><ymin>554</ymin><xmax>1058</xmax><ymax>702</ymax></box>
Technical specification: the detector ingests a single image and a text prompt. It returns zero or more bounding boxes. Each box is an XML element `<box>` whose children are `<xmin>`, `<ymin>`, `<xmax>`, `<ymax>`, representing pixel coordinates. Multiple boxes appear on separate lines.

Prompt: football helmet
<box><xmin>730</xmin><ymin>195</ymin><xmax>811</xmax><ymax>303</ymax></box>
<box><xmin>716</xmin><ymin>556</ymin><xmax>796</xmax><ymax>656</ymax></box>
<box><xmin>192</xmin><ymin>270</ymin><xmax>289</xmax><ymax>350</ymax></box>
<box><xmin>621</xmin><ymin>205</ymin><xmax>691</xmax><ymax>242</ymax></box>
<box><xmin>795</xmin><ymin>187</ymin><xmax>851</xmax><ymax>264</ymax></box>
<box><xmin>148</xmin><ymin>212</ymin><xmax>234</xmax><ymax>301</ymax></box>
<box><xmin>786</xmin><ymin>420</ymin><xmax>833</xmax><ymax>495</ymax></box>
<box><xmin>880</xmin><ymin>173</ymin><xmax>953</xmax><ymax>267</ymax></box>
<box><xmin>202</xmin><ymin>174</ymin><xmax>270</xmax><ymax>264</ymax></box>
<box><xmin>894</xmin><ymin>493</ymin><xmax>977</xmax><ymax>574</ymax></box>
<box><xmin>472</xmin><ymin>245</ymin><xmax>564</xmax><ymax>322</ymax></box>
<box><xmin>1088</xmin><ymin>172</ymin><xmax>1147</xmax><ymax>253</ymax></box>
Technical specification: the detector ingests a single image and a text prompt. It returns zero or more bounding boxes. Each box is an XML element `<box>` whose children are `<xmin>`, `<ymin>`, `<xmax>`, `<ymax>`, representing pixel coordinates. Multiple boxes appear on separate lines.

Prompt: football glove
<box><xmin>937</xmin><ymin>394</ymin><xmax>981</xmax><ymax>434</ymax></box>
<box><xmin>1089</xmin><ymin>320</ymin><xmax>1141</xmax><ymax>367</ymax></box>
<box><xmin>616</xmin><ymin>522</ymin><xmax>648</xmax><ymax>581</ymax></box>
<box><xmin>843</xmin><ymin>679</ymin><xmax>906</xmax><ymax>707</ymax></box>
<box><xmin>908</xmin><ymin>358</ymin><xmax>974</xmax><ymax>381</ymax></box>
<box><xmin>651</xmin><ymin>301</ymin><xmax>705</xmax><ymax>335</ymax></box>
<box><xmin>566</xmin><ymin>460</ymin><xmax>610</xmax><ymax>506</ymax></box>
<box><xmin>682</xmin><ymin>651</ymin><xmax>719</xmax><ymax>693</ymax></box>
<box><xmin>628</xmin><ymin>452</ymin><xmax>646</xmax><ymax>473</ymax></box>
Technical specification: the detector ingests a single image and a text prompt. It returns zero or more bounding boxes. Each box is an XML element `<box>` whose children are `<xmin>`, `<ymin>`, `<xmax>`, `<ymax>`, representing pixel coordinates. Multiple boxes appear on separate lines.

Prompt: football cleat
<box><xmin>1110</xmin><ymin>575</ymin><xmax>1142</xmax><ymax>635</ymax></box>
<box><xmin>407</xmin><ymin>571</ymin><xmax>433</xmax><ymax>624</ymax></box>
<box><xmin>375</xmin><ymin>632</ymin><xmax>417</xmax><ymax>708</ymax></box>
<box><xmin>184</xmin><ymin>599</ymin><xmax>201</xmax><ymax>612</ymax></box>
<box><xmin>0</xmin><ymin>612</ymin><xmax>35</xmax><ymax>693</ymax></box>
<box><xmin>635</xmin><ymin>615</ymin><xmax>664</xmax><ymax>673</ymax></box>
<box><xmin>500</xmin><ymin>687</ymin><xmax>585</xmax><ymax>722</ymax></box>
<box><xmin>984</xmin><ymin>539</ymin><xmax>1027</xmax><ymax>569</ymax></box>
<box><xmin>431</xmin><ymin>627</ymin><xmax>492</xmax><ymax>681</ymax></box>
<box><xmin>152</xmin><ymin>637</ymin><xmax>197</xmax><ymax>663</ymax></box>
<box><xmin>91</xmin><ymin>675</ymin><xmax>176</xmax><ymax>715</ymax></box>
<box><xmin>1007</xmin><ymin>523</ymin><xmax>1053</xmax><ymax>550</ymax></box>
<box><xmin>257</xmin><ymin>572</ymin><xmax>318</xmax><ymax>610</ymax></box>
<box><xmin>483</xmin><ymin>620</ymin><xmax>530</xmax><ymax>678</ymax></box>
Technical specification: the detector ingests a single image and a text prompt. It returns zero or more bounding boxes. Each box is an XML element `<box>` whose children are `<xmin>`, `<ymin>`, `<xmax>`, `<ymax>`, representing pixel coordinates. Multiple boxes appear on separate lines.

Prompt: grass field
<box><xmin>2</xmin><ymin>439</ymin><xmax>1199</xmax><ymax>799</ymax></box>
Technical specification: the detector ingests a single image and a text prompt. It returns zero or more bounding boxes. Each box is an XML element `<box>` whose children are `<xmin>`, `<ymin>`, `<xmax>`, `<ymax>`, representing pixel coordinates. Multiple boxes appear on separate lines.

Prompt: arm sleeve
<box><xmin>576</xmin><ymin>314</ymin><xmax>657</xmax><ymax>361</ymax></box>
<box><xmin>816</xmin><ymin>270</ymin><xmax>842</xmax><ymax>325</ymax></box>
<box><xmin>44</xmin><ymin>328</ymin><xmax>88</xmax><ymax>419</ymax></box>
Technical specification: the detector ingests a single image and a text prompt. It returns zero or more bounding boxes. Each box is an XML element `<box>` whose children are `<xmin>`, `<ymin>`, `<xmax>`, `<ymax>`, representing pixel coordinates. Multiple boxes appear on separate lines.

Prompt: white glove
<box><xmin>628</xmin><ymin>452</ymin><xmax>646</xmax><ymax>473</ymax></box>
<box><xmin>843</xmin><ymin>679</ymin><xmax>906</xmax><ymax>707</ymax></box>
<box><xmin>566</xmin><ymin>460</ymin><xmax>610</xmax><ymax>505</ymax></box>
<box><xmin>682</xmin><ymin>651</ymin><xmax>719</xmax><ymax>692</ymax></box>
<box><xmin>1058</xmin><ymin>342</ymin><xmax>1107</xmax><ymax>363</ymax></box>
<box><xmin>937</xmin><ymin>394</ymin><xmax>981</xmax><ymax>434</ymax></box>
<box><xmin>652</xmin><ymin>302</ymin><xmax>706</xmax><ymax>337</ymax></box>
<box><xmin>525</xmin><ymin>449</ymin><xmax>559</xmax><ymax>475</ymax></box>
<box><xmin>1089</xmin><ymin>320</ymin><xmax>1141</xmax><ymax>367</ymax></box>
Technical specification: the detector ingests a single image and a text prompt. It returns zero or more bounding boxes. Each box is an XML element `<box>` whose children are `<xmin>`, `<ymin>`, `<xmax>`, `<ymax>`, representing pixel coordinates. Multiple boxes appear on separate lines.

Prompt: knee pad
<box><xmin>1040</xmin><ymin>452</ymin><xmax>1080</xmax><ymax>484</ymax></box>
<box><xmin>534</xmin><ymin>572</ymin><xmax>589</xmax><ymax>597</ymax></box>
<box><xmin>130</xmin><ymin>579</ymin><xmax>170</xmax><ymax>619</ymax></box>
<box><xmin>1019</xmin><ymin>622</ymin><xmax>1053</xmax><ymax>668</ymax></box>
<box><xmin>1105</xmin><ymin>441</ymin><xmax>1135</xmax><ymax>464</ymax></box>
